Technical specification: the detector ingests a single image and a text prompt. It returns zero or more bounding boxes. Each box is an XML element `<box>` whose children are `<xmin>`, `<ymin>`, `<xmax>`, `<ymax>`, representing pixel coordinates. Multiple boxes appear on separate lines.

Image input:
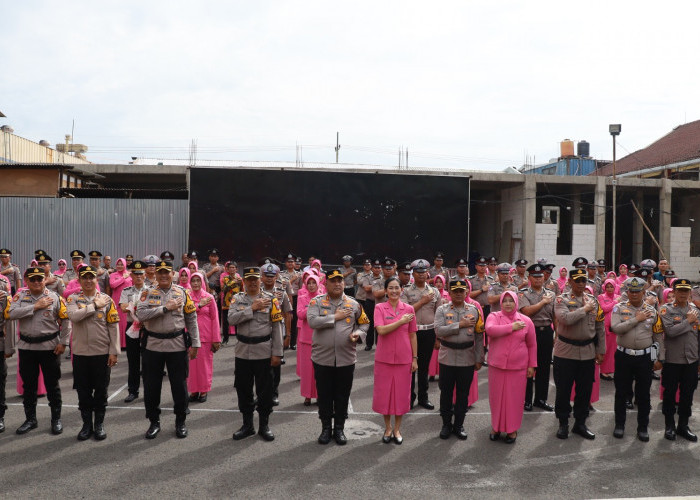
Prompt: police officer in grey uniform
<box><xmin>62</xmin><ymin>250</ymin><xmax>85</xmax><ymax>285</ymax></box>
<box><xmin>0</xmin><ymin>277</ymin><xmax>16</xmax><ymax>433</ymax></box>
<box><xmin>342</xmin><ymin>255</ymin><xmax>357</xmax><ymax>297</ymax></box>
<box><xmin>488</xmin><ymin>263</ymin><xmax>519</xmax><ymax>313</ymax></box>
<box><xmin>261</xmin><ymin>263</ymin><xmax>292</xmax><ymax>406</ymax></box>
<box><xmin>229</xmin><ymin>267</ymin><xmax>284</xmax><ymax>442</ymax></box>
<box><xmin>119</xmin><ymin>260</ymin><xmax>150</xmax><ymax>403</ymax></box>
<box><xmin>511</xmin><ymin>259</ymin><xmax>529</xmax><ymax>290</ymax></box>
<box><xmin>9</xmin><ymin>267</ymin><xmax>71</xmax><ymax>435</ymax></box>
<box><xmin>372</xmin><ymin>258</ymin><xmax>397</xmax><ymax>305</ymax></box>
<box><xmin>586</xmin><ymin>260</ymin><xmax>602</xmax><ymax>296</ymax></box>
<box><xmin>610</xmin><ymin>276</ymin><xmax>664</xmax><ymax>442</ymax></box>
<box><xmin>435</xmin><ymin>280</ymin><xmax>485</xmax><ymax>440</ymax></box>
<box><xmin>88</xmin><ymin>250</ymin><xmax>111</xmax><ymax>294</ymax></box>
<box><xmin>553</xmin><ymin>268</ymin><xmax>605</xmax><ymax>440</ymax></box>
<box><xmin>427</xmin><ymin>252</ymin><xmax>449</xmax><ymax>285</ymax></box>
<box><xmin>401</xmin><ymin>259</ymin><xmax>440</xmax><ymax>410</ymax></box>
<box><xmin>543</xmin><ymin>263</ymin><xmax>561</xmax><ymax>296</ymax></box>
<box><xmin>519</xmin><ymin>264</ymin><xmax>556</xmax><ymax>412</ymax></box>
<box><xmin>280</xmin><ymin>253</ymin><xmax>302</xmax><ymax>349</ymax></box>
<box><xmin>658</xmin><ymin>278</ymin><xmax>700</xmax><ymax>441</ymax></box>
<box><xmin>359</xmin><ymin>258</ymin><xmax>381</xmax><ymax>350</ymax></box>
<box><xmin>202</xmin><ymin>248</ymin><xmax>224</xmax><ymax>295</ymax></box>
<box><xmin>66</xmin><ymin>266</ymin><xmax>120</xmax><ymax>440</ymax></box>
<box><xmin>0</xmin><ymin>248</ymin><xmax>21</xmax><ymax>294</ymax></box>
<box><xmin>355</xmin><ymin>258</ymin><xmax>372</xmax><ymax>309</ymax></box>
<box><xmin>136</xmin><ymin>260</ymin><xmax>200</xmax><ymax>440</ymax></box>
<box><xmin>36</xmin><ymin>254</ymin><xmax>65</xmax><ymax>296</ymax></box>
<box><xmin>450</xmin><ymin>258</ymin><xmax>470</xmax><ymax>281</ymax></box>
<box><xmin>469</xmin><ymin>256</ymin><xmax>492</xmax><ymax>320</ymax></box>
<box><xmin>307</xmin><ymin>269</ymin><xmax>370</xmax><ymax>445</ymax></box>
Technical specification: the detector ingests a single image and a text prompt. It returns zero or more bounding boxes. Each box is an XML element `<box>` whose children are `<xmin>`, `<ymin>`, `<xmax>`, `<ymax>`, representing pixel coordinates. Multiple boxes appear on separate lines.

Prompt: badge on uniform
<box><xmin>97</xmin><ymin>312</ymin><xmax>104</xmax><ymax>319</ymax></box>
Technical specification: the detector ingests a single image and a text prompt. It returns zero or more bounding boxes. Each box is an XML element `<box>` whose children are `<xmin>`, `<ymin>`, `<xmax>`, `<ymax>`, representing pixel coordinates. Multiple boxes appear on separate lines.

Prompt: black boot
<box><xmin>77</xmin><ymin>410</ymin><xmax>93</xmax><ymax>441</ymax></box>
<box><xmin>664</xmin><ymin>414</ymin><xmax>676</xmax><ymax>441</ymax></box>
<box><xmin>439</xmin><ymin>415</ymin><xmax>452</xmax><ymax>439</ymax></box>
<box><xmin>16</xmin><ymin>407</ymin><xmax>38</xmax><ymax>435</ymax></box>
<box><xmin>452</xmin><ymin>414</ymin><xmax>468</xmax><ymax>440</ymax></box>
<box><xmin>556</xmin><ymin>418</ymin><xmax>569</xmax><ymax>439</ymax></box>
<box><xmin>50</xmin><ymin>407</ymin><xmax>63</xmax><ymax>435</ymax></box>
<box><xmin>677</xmin><ymin>416</ymin><xmax>698</xmax><ymax>442</ymax></box>
<box><xmin>318</xmin><ymin>419</ymin><xmax>332</xmax><ymax>445</ymax></box>
<box><xmin>333</xmin><ymin>419</ymin><xmax>347</xmax><ymax>445</ymax></box>
<box><xmin>175</xmin><ymin>418</ymin><xmax>188</xmax><ymax>439</ymax></box>
<box><xmin>233</xmin><ymin>413</ymin><xmax>255</xmax><ymax>440</ymax></box>
<box><xmin>258</xmin><ymin>414</ymin><xmax>275</xmax><ymax>441</ymax></box>
<box><xmin>94</xmin><ymin>411</ymin><xmax>107</xmax><ymax>440</ymax></box>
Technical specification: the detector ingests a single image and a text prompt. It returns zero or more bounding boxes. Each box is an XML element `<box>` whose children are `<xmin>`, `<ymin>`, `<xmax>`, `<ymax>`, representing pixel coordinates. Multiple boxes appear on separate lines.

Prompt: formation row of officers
<box><xmin>1</xmin><ymin>249</ymin><xmax>699</xmax><ymax>446</ymax></box>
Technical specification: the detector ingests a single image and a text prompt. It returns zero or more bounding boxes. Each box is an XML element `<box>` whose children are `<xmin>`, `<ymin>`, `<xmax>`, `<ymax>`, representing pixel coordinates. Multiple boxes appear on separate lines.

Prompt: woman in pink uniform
<box><xmin>556</xmin><ymin>266</ymin><xmax>569</xmax><ymax>292</ymax></box>
<box><xmin>109</xmin><ymin>258</ymin><xmax>132</xmax><ymax>348</ymax></box>
<box><xmin>428</xmin><ymin>275</ymin><xmax>450</xmax><ymax>378</ymax></box>
<box><xmin>373</xmin><ymin>277</ymin><xmax>418</xmax><ymax>444</ymax></box>
<box><xmin>296</xmin><ymin>274</ymin><xmax>320</xmax><ymax>405</ymax></box>
<box><xmin>187</xmin><ymin>272</ymin><xmax>220</xmax><ymax>403</ymax></box>
<box><xmin>178</xmin><ymin>268</ymin><xmax>191</xmax><ymax>289</ymax></box>
<box><xmin>616</xmin><ymin>264</ymin><xmax>629</xmax><ymax>289</ymax></box>
<box><xmin>54</xmin><ymin>259</ymin><xmax>67</xmax><ymax>276</ymax></box>
<box><xmin>485</xmin><ymin>291</ymin><xmax>537</xmax><ymax>443</ymax></box>
<box><xmin>598</xmin><ymin>279</ymin><xmax>620</xmax><ymax>380</ymax></box>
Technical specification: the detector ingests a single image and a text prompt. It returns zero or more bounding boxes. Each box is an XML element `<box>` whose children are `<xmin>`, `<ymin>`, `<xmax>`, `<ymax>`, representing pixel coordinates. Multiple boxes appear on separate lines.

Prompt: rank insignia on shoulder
<box><xmin>13</xmin><ymin>294</ymin><xmax>20</xmax><ymax>302</ymax></box>
<box><xmin>660</xmin><ymin>307</ymin><xmax>667</xmax><ymax>315</ymax></box>
<box><xmin>140</xmin><ymin>290</ymin><xmax>148</xmax><ymax>301</ymax></box>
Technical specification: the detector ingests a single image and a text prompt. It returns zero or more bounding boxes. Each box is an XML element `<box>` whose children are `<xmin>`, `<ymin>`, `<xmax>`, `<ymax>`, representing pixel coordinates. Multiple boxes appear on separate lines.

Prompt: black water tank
<box><xmin>577</xmin><ymin>140</ymin><xmax>590</xmax><ymax>157</ymax></box>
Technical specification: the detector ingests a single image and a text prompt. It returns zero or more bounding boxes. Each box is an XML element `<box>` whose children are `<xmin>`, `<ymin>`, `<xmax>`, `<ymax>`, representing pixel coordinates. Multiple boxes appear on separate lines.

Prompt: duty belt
<box><xmin>441</xmin><ymin>340</ymin><xmax>474</xmax><ymax>350</ymax></box>
<box><xmin>237</xmin><ymin>334</ymin><xmax>272</xmax><ymax>344</ymax></box>
<box><xmin>417</xmin><ymin>324</ymin><xmax>435</xmax><ymax>331</ymax></box>
<box><xmin>19</xmin><ymin>331</ymin><xmax>59</xmax><ymax>344</ymax></box>
<box><xmin>146</xmin><ymin>329</ymin><xmax>184</xmax><ymax>340</ymax></box>
<box><xmin>558</xmin><ymin>335</ymin><xmax>595</xmax><ymax>347</ymax></box>
<box><xmin>617</xmin><ymin>345</ymin><xmax>652</xmax><ymax>356</ymax></box>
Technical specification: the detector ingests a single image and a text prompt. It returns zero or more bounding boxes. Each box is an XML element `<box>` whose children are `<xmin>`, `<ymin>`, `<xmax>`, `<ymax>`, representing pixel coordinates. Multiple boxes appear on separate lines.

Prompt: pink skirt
<box><xmin>428</xmin><ymin>348</ymin><xmax>440</xmax><ymax>377</ymax></box>
<box><xmin>372</xmin><ymin>361</ymin><xmax>412</xmax><ymax>416</ymax></box>
<box><xmin>571</xmin><ymin>363</ymin><xmax>600</xmax><ymax>403</ymax></box>
<box><xmin>600</xmin><ymin>330</ymin><xmax>616</xmax><ymax>374</ymax></box>
<box><xmin>188</xmin><ymin>342</ymin><xmax>215</xmax><ymax>393</ymax></box>
<box><xmin>488</xmin><ymin>366</ymin><xmax>527</xmax><ymax>433</ymax></box>
<box><xmin>297</xmin><ymin>341</ymin><xmax>317</xmax><ymax>399</ymax></box>
<box><xmin>117</xmin><ymin>307</ymin><xmax>128</xmax><ymax>348</ymax></box>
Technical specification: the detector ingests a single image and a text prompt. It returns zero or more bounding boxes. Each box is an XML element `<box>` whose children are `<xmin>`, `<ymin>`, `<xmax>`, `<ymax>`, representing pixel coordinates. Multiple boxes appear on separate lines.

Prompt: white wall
<box><xmin>669</xmin><ymin>227</ymin><xmax>700</xmax><ymax>279</ymax></box>
<box><xmin>535</xmin><ymin>223</ymin><xmax>596</xmax><ymax>268</ymax></box>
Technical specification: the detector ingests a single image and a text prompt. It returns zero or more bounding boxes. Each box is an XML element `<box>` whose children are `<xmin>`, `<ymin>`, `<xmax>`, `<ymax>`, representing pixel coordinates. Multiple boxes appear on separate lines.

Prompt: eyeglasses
<box><xmin>28</xmin><ymin>276</ymin><xmax>44</xmax><ymax>282</ymax></box>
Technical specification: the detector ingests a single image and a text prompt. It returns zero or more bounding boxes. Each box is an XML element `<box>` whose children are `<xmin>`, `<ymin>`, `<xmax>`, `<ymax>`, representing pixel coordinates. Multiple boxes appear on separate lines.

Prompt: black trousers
<box><xmin>125</xmin><ymin>323</ymin><xmax>141</xmax><ymax>395</ymax></box>
<box><xmin>0</xmin><ymin>349</ymin><xmax>6</xmax><ymax>418</ymax></box>
<box><xmin>142</xmin><ymin>349</ymin><xmax>189</xmax><ymax>423</ymax></box>
<box><xmin>412</xmin><ymin>329</ymin><xmax>436</xmax><ymax>403</ymax></box>
<box><xmin>363</xmin><ymin>299</ymin><xmax>376</xmax><ymax>348</ymax></box>
<box><xmin>73</xmin><ymin>354</ymin><xmax>111</xmax><ymax>413</ymax></box>
<box><xmin>19</xmin><ymin>349</ymin><xmax>62</xmax><ymax>413</ymax></box>
<box><xmin>290</xmin><ymin>295</ymin><xmax>299</xmax><ymax>347</ymax></box>
<box><xmin>438</xmin><ymin>363</ymin><xmax>474</xmax><ymax>419</ymax></box>
<box><xmin>222</xmin><ymin>308</ymin><xmax>232</xmax><ymax>343</ymax></box>
<box><xmin>614</xmin><ymin>350</ymin><xmax>652</xmax><ymax>427</ymax></box>
<box><xmin>313</xmin><ymin>362</ymin><xmax>354</xmax><ymax>423</ymax></box>
<box><xmin>662</xmin><ymin>361</ymin><xmax>699</xmax><ymax>418</ymax></box>
<box><xmin>272</xmin><ymin>365</ymin><xmax>281</xmax><ymax>398</ymax></box>
<box><xmin>553</xmin><ymin>356</ymin><xmax>595</xmax><ymax>423</ymax></box>
<box><xmin>235</xmin><ymin>357</ymin><xmax>273</xmax><ymax>417</ymax></box>
<box><xmin>525</xmin><ymin>325</ymin><xmax>554</xmax><ymax>404</ymax></box>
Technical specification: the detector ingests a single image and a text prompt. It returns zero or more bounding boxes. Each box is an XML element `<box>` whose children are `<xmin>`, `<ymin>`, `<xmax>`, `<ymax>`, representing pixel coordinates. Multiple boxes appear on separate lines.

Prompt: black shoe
<box><xmin>333</xmin><ymin>427</ymin><xmax>347</xmax><ymax>445</ymax></box>
<box><xmin>677</xmin><ymin>426</ymin><xmax>698</xmax><ymax>442</ymax></box>
<box><xmin>439</xmin><ymin>424</ymin><xmax>452</xmax><ymax>439</ymax></box>
<box><xmin>271</xmin><ymin>397</ymin><xmax>280</xmax><ymax>407</ymax></box>
<box><xmin>651</xmin><ymin>372</ymin><xmax>660</xmax><ymax>380</ymax></box>
<box><xmin>176</xmin><ymin>422</ymin><xmax>188</xmax><ymax>439</ymax></box>
<box><xmin>534</xmin><ymin>400</ymin><xmax>554</xmax><ymax>412</ymax></box>
<box><xmin>556</xmin><ymin>424</ymin><xmax>569</xmax><ymax>439</ymax></box>
<box><xmin>429</xmin><ymin>376</ymin><xmax>436</xmax><ymax>382</ymax></box>
<box><xmin>198</xmin><ymin>393</ymin><xmax>208</xmax><ymax>403</ymax></box>
<box><xmin>625</xmin><ymin>400</ymin><xmax>634</xmax><ymax>410</ymax></box>
<box><xmin>78</xmin><ymin>422</ymin><xmax>93</xmax><ymax>441</ymax></box>
<box><xmin>124</xmin><ymin>393</ymin><xmax>138</xmax><ymax>403</ymax></box>
<box><xmin>145</xmin><ymin>421</ymin><xmax>161</xmax><ymax>439</ymax></box>
<box><xmin>524</xmin><ymin>402</ymin><xmax>533</xmax><ymax>412</ymax></box>
<box><xmin>290</xmin><ymin>345</ymin><xmax>297</xmax><ymax>350</ymax></box>
<box><xmin>613</xmin><ymin>425</ymin><xmax>624</xmax><ymax>439</ymax></box>
<box><xmin>188</xmin><ymin>393</ymin><xmax>200</xmax><ymax>403</ymax></box>
<box><xmin>94</xmin><ymin>423</ymin><xmax>106</xmax><ymax>441</ymax></box>
<box><xmin>418</xmin><ymin>400</ymin><xmax>435</xmax><ymax>410</ymax></box>
<box><xmin>51</xmin><ymin>419</ymin><xmax>63</xmax><ymax>435</ymax></box>
<box><xmin>664</xmin><ymin>426</ymin><xmax>677</xmax><ymax>441</ymax></box>
<box><xmin>489</xmin><ymin>432</ymin><xmax>500</xmax><ymax>441</ymax></box>
<box><xmin>0</xmin><ymin>418</ymin><xmax>4</xmax><ymax>433</ymax></box>
<box><xmin>572</xmin><ymin>423</ymin><xmax>595</xmax><ymax>440</ymax></box>
<box><xmin>280</xmin><ymin>358</ymin><xmax>286</xmax><ymax>365</ymax></box>
<box><xmin>258</xmin><ymin>425</ymin><xmax>275</xmax><ymax>441</ymax></box>
<box><xmin>503</xmin><ymin>433</ymin><xmax>517</xmax><ymax>444</ymax></box>
<box><xmin>382</xmin><ymin>433</ymin><xmax>393</xmax><ymax>444</ymax></box>
<box><xmin>16</xmin><ymin>418</ymin><xmax>38</xmax><ymax>435</ymax></box>
<box><xmin>453</xmin><ymin>426</ymin><xmax>468</xmax><ymax>440</ymax></box>
<box><xmin>637</xmin><ymin>428</ymin><xmax>649</xmax><ymax>442</ymax></box>
<box><xmin>318</xmin><ymin>426</ymin><xmax>332</xmax><ymax>445</ymax></box>
<box><xmin>393</xmin><ymin>434</ymin><xmax>403</xmax><ymax>445</ymax></box>
<box><xmin>233</xmin><ymin>423</ymin><xmax>255</xmax><ymax>440</ymax></box>
<box><xmin>364</xmin><ymin>345</ymin><xmax>372</xmax><ymax>351</ymax></box>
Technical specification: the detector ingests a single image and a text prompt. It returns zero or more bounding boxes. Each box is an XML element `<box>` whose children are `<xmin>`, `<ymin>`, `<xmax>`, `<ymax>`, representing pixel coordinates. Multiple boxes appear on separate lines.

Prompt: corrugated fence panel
<box><xmin>0</xmin><ymin>198</ymin><xmax>188</xmax><ymax>271</ymax></box>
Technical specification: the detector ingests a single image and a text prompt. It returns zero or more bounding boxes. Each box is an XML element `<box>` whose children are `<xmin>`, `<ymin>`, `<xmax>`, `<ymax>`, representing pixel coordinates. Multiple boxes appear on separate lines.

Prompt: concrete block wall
<box><xmin>669</xmin><ymin>227</ymin><xmax>700</xmax><ymax>279</ymax></box>
<box><xmin>535</xmin><ymin>224</ymin><xmax>596</xmax><ymax>267</ymax></box>
<box><xmin>501</xmin><ymin>186</ymin><xmax>523</xmax><ymax>239</ymax></box>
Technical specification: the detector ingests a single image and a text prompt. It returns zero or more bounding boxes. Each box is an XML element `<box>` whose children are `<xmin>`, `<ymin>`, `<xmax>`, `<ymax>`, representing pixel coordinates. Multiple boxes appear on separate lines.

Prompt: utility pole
<box><xmin>609</xmin><ymin>124</ymin><xmax>621</xmax><ymax>270</ymax></box>
<box><xmin>335</xmin><ymin>132</ymin><xmax>340</xmax><ymax>163</ymax></box>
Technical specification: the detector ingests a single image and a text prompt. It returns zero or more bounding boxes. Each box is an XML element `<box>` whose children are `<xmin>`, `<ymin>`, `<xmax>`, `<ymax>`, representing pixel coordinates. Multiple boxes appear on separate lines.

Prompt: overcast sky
<box><xmin>2</xmin><ymin>1</ymin><xmax>699</xmax><ymax>170</ymax></box>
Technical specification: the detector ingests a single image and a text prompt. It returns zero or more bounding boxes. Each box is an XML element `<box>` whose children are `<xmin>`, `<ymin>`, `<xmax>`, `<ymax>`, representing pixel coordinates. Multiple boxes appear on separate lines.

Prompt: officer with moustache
<box><xmin>0</xmin><ymin>277</ymin><xmax>16</xmax><ymax>433</ymax></box>
<box><xmin>119</xmin><ymin>260</ymin><xmax>150</xmax><ymax>403</ymax></box>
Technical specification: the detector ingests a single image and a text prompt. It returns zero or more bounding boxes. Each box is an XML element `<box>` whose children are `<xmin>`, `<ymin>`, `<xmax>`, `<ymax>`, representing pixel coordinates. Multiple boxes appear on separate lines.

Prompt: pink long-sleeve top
<box><xmin>109</xmin><ymin>258</ymin><xmax>132</xmax><ymax>301</ymax></box>
<box><xmin>597</xmin><ymin>278</ymin><xmax>620</xmax><ymax>331</ymax></box>
<box><xmin>296</xmin><ymin>276</ymin><xmax>321</xmax><ymax>345</ymax></box>
<box><xmin>484</xmin><ymin>291</ymin><xmax>537</xmax><ymax>371</ymax></box>
<box><xmin>189</xmin><ymin>272</ymin><xmax>220</xmax><ymax>343</ymax></box>
<box><xmin>374</xmin><ymin>300</ymin><xmax>416</xmax><ymax>365</ymax></box>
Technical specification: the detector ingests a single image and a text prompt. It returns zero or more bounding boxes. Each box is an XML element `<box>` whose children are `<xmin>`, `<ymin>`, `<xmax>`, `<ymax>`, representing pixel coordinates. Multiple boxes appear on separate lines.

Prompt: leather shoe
<box><xmin>453</xmin><ymin>426</ymin><xmax>468</xmax><ymax>440</ymax></box>
<box><xmin>677</xmin><ymin>426</ymin><xmax>698</xmax><ymax>442</ymax></box>
<box><xmin>418</xmin><ymin>400</ymin><xmax>435</xmax><ymax>410</ymax></box>
<box><xmin>334</xmin><ymin>428</ymin><xmax>347</xmax><ymax>445</ymax></box>
<box><xmin>233</xmin><ymin>424</ymin><xmax>255</xmax><ymax>440</ymax></box>
<box><xmin>613</xmin><ymin>425</ymin><xmax>624</xmax><ymax>439</ymax></box>
<box><xmin>145</xmin><ymin>421</ymin><xmax>161</xmax><ymax>439</ymax></box>
<box><xmin>439</xmin><ymin>424</ymin><xmax>452</xmax><ymax>440</ymax></box>
<box><xmin>271</xmin><ymin>397</ymin><xmax>280</xmax><ymax>407</ymax></box>
<box><xmin>16</xmin><ymin>418</ymin><xmax>38</xmax><ymax>435</ymax></box>
<box><xmin>198</xmin><ymin>393</ymin><xmax>208</xmax><ymax>403</ymax></box>
<box><xmin>393</xmin><ymin>434</ymin><xmax>403</xmax><ymax>445</ymax></box>
<box><xmin>364</xmin><ymin>345</ymin><xmax>372</xmax><ymax>351</ymax></box>
<box><xmin>124</xmin><ymin>393</ymin><xmax>138</xmax><ymax>403</ymax></box>
<box><xmin>625</xmin><ymin>400</ymin><xmax>634</xmax><ymax>410</ymax></box>
<box><xmin>664</xmin><ymin>426</ymin><xmax>677</xmax><ymax>441</ymax></box>
<box><xmin>176</xmin><ymin>423</ymin><xmax>188</xmax><ymax>438</ymax></box>
<box><xmin>51</xmin><ymin>419</ymin><xmax>63</xmax><ymax>435</ymax></box>
<box><xmin>503</xmin><ymin>432</ymin><xmax>517</xmax><ymax>444</ymax></box>
<box><xmin>489</xmin><ymin>432</ymin><xmax>500</xmax><ymax>441</ymax></box>
<box><xmin>637</xmin><ymin>428</ymin><xmax>649</xmax><ymax>442</ymax></box>
<box><xmin>94</xmin><ymin>423</ymin><xmax>106</xmax><ymax>441</ymax></box>
<box><xmin>572</xmin><ymin>424</ymin><xmax>595</xmax><ymax>440</ymax></box>
<box><xmin>523</xmin><ymin>402</ymin><xmax>533</xmax><ymax>412</ymax></box>
<box><xmin>78</xmin><ymin>423</ymin><xmax>93</xmax><ymax>441</ymax></box>
<box><xmin>382</xmin><ymin>433</ymin><xmax>393</xmax><ymax>444</ymax></box>
<box><xmin>258</xmin><ymin>425</ymin><xmax>275</xmax><ymax>441</ymax></box>
<box><xmin>318</xmin><ymin>427</ymin><xmax>332</xmax><ymax>445</ymax></box>
<box><xmin>534</xmin><ymin>400</ymin><xmax>554</xmax><ymax>412</ymax></box>
<box><xmin>556</xmin><ymin>424</ymin><xmax>569</xmax><ymax>439</ymax></box>
<box><xmin>188</xmin><ymin>393</ymin><xmax>200</xmax><ymax>402</ymax></box>
<box><xmin>0</xmin><ymin>418</ymin><xmax>4</xmax><ymax>433</ymax></box>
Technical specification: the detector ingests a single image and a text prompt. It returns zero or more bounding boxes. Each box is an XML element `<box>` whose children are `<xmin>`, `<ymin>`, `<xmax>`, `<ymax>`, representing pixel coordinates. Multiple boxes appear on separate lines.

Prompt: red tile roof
<box><xmin>594</xmin><ymin>119</ymin><xmax>700</xmax><ymax>176</ymax></box>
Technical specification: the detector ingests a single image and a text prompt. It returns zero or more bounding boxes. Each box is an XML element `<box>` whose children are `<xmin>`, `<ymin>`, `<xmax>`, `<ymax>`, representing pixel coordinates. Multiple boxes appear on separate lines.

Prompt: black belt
<box><xmin>146</xmin><ymin>329</ymin><xmax>184</xmax><ymax>340</ymax></box>
<box><xmin>441</xmin><ymin>340</ymin><xmax>474</xmax><ymax>350</ymax></box>
<box><xmin>19</xmin><ymin>332</ymin><xmax>59</xmax><ymax>344</ymax></box>
<box><xmin>558</xmin><ymin>335</ymin><xmax>595</xmax><ymax>347</ymax></box>
<box><xmin>237</xmin><ymin>334</ymin><xmax>272</xmax><ymax>344</ymax></box>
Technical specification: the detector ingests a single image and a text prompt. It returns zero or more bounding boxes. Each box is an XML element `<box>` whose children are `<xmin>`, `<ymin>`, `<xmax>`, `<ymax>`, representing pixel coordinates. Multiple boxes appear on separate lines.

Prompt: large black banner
<box><xmin>189</xmin><ymin>168</ymin><xmax>469</xmax><ymax>265</ymax></box>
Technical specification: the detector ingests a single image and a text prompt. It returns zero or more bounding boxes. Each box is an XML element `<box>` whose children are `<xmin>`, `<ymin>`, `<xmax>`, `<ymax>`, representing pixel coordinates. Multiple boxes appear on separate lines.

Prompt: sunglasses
<box><xmin>572</xmin><ymin>277</ymin><xmax>587</xmax><ymax>283</ymax></box>
<box><xmin>28</xmin><ymin>276</ymin><xmax>44</xmax><ymax>282</ymax></box>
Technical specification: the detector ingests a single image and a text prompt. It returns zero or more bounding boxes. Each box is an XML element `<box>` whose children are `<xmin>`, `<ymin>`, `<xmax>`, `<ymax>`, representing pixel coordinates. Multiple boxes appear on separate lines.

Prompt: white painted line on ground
<box><xmin>107</xmin><ymin>383</ymin><xmax>128</xmax><ymax>402</ymax></box>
